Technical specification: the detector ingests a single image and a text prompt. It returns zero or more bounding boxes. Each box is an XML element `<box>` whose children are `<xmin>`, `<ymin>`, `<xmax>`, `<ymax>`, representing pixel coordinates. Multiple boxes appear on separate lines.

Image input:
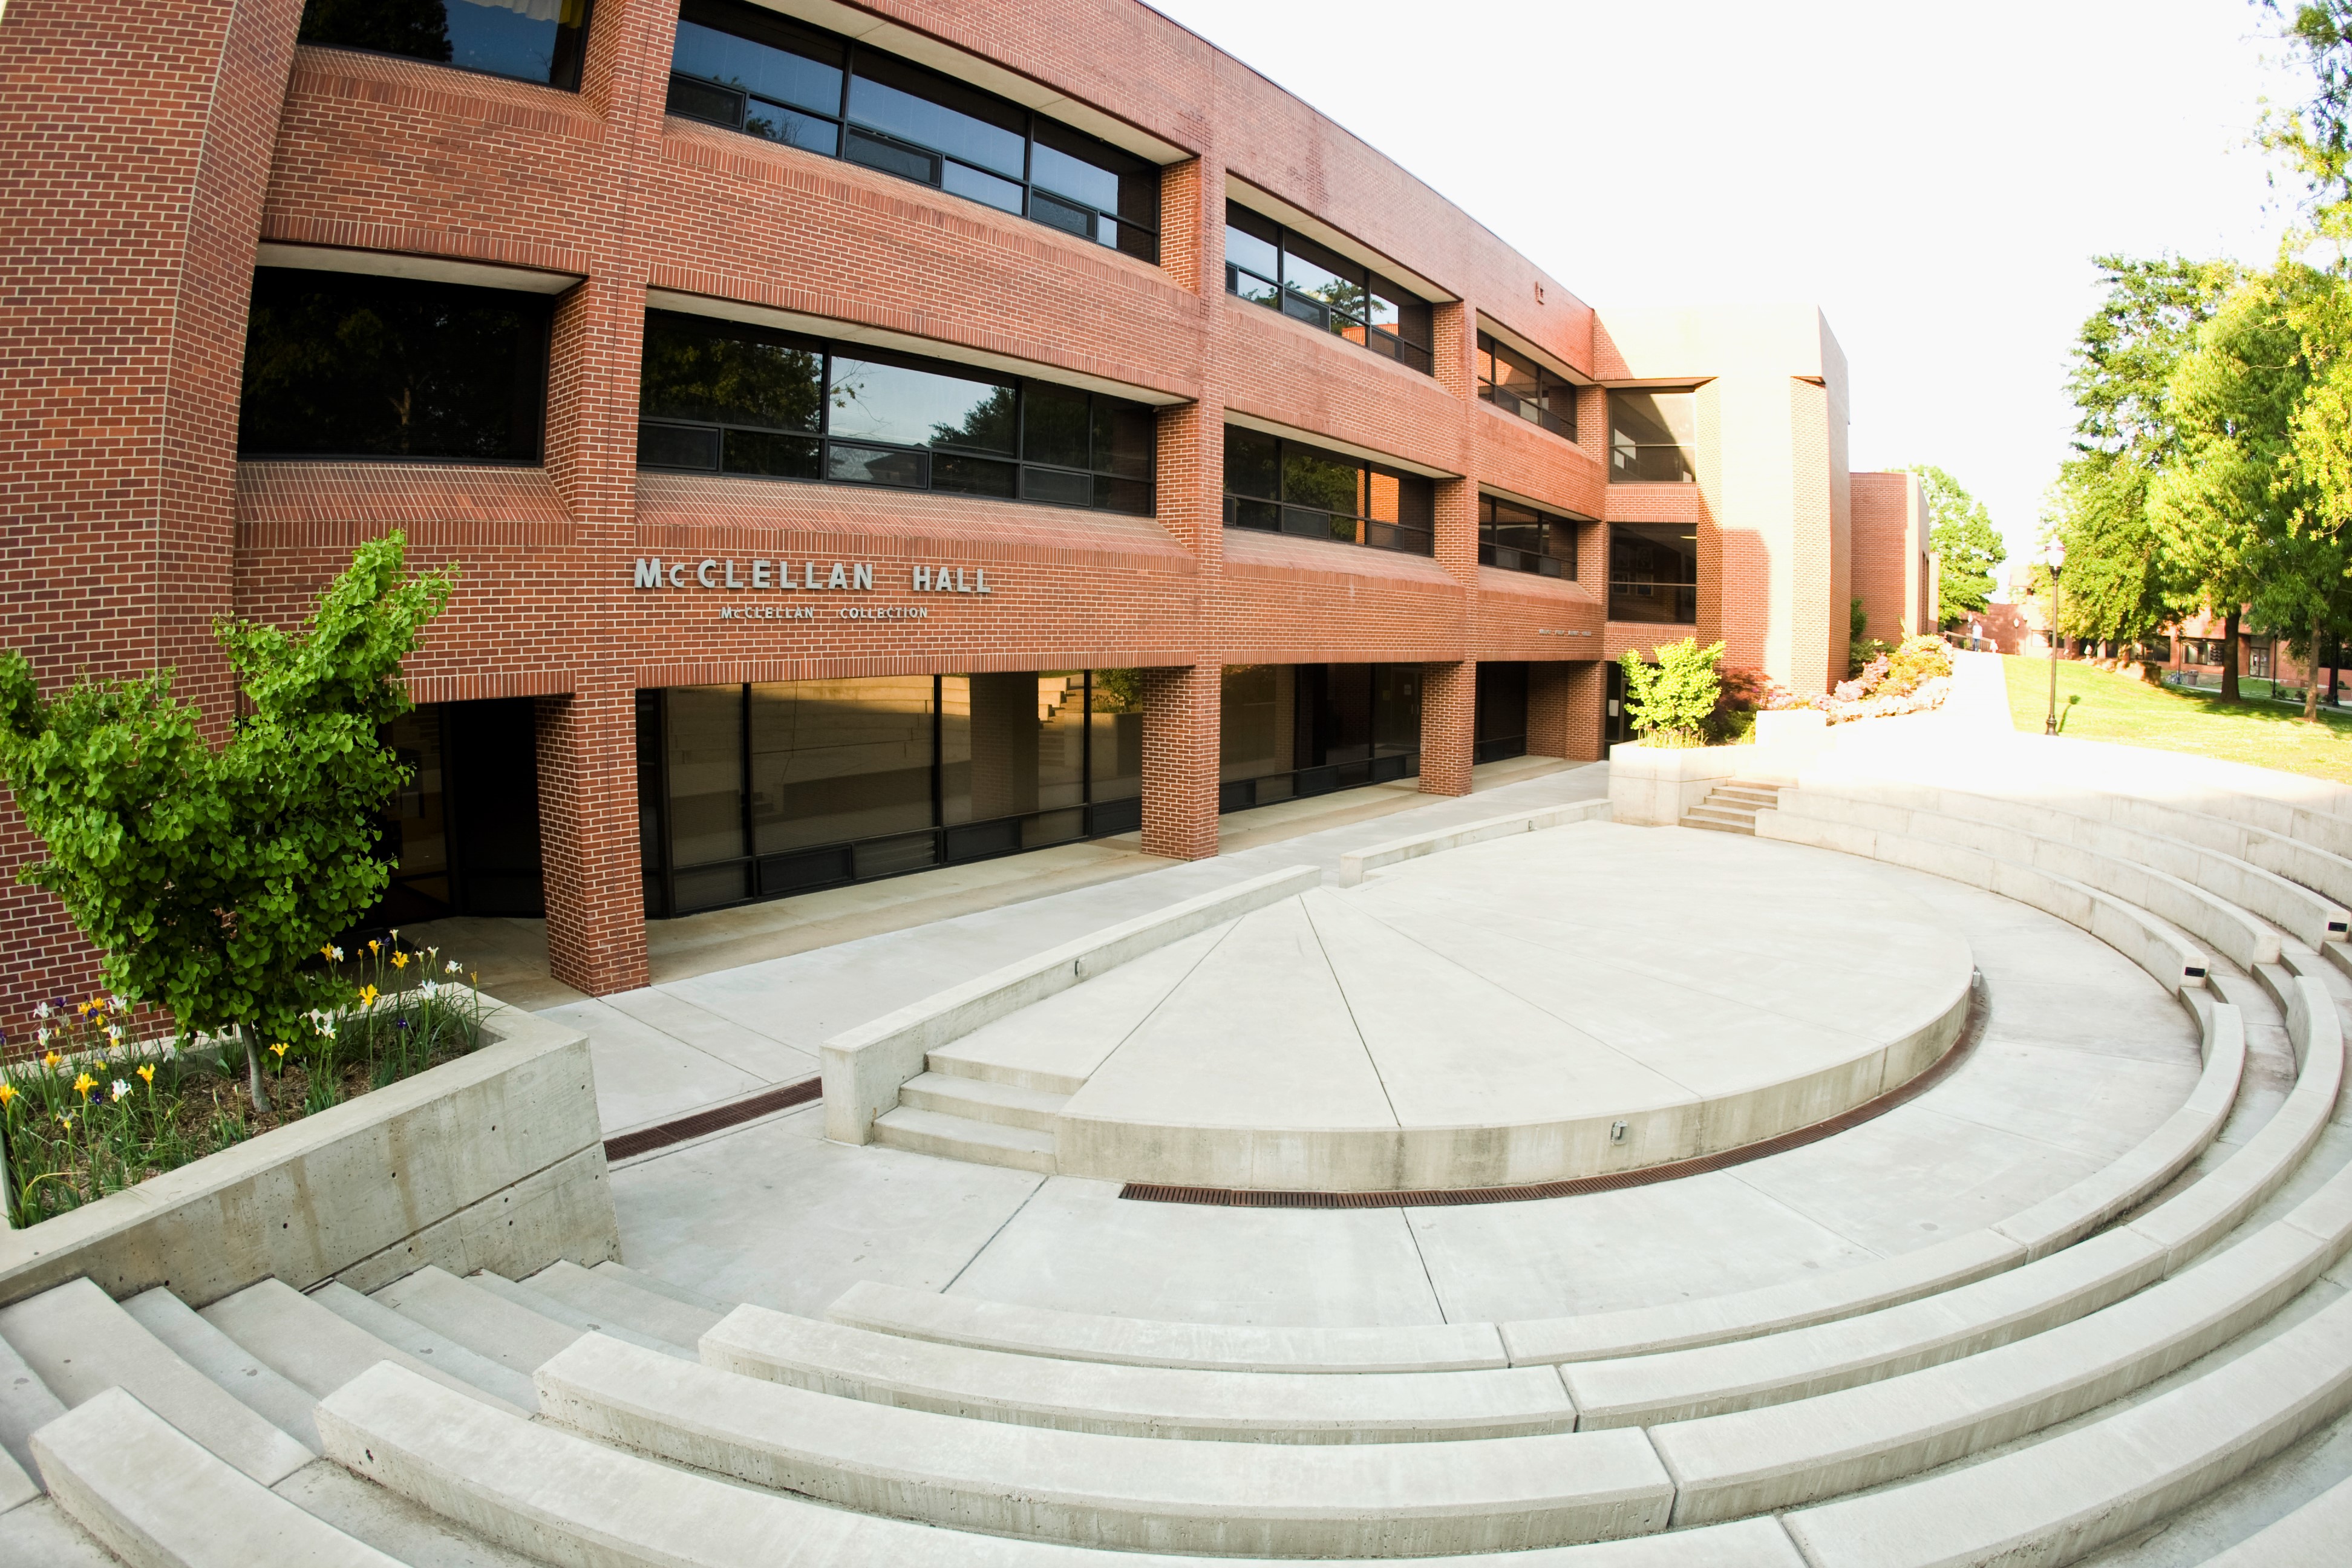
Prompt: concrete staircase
<box><xmin>1681</xmin><ymin>779</ymin><xmax>1779</xmax><ymax>834</ymax></box>
<box><xmin>869</xmin><ymin>1054</ymin><xmax>1073</xmax><ymax>1174</ymax></box>
<box><xmin>15</xmin><ymin>763</ymin><xmax>2352</xmax><ymax>1564</ymax></box>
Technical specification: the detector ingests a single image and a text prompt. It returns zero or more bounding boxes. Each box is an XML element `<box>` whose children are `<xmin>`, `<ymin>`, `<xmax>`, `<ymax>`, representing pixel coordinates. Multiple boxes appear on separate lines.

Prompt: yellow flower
<box><xmin>0</xmin><ymin>1083</ymin><xmax>16</xmax><ymax>1108</ymax></box>
<box><xmin>358</xmin><ymin>984</ymin><xmax>379</xmax><ymax>1007</ymax></box>
<box><xmin>71</xmin><ymin>1072</ymin><xmax>96</xmax><ymax>1096</ymax></box>
<box><xmin>368</xmin><ymin>939</ymin><xmax>381</xmax><ymax>955</ymax></box>
<box><xmin>269</xmin><ymin>1042</ymin><xmax>289</xmax><ymax>1059</ymax></box>
<box><xmin>320</xmin><ymin>944</ymin><xmax>336</xmax><ymax>961</ymax></box>
<box><xmin>390</xmin><ymin>951</ymin><xmax>409</xmax><ymax>970</ymax></box>
<box><xmin>136</xmin><ymin>1063</ymin><xmax>155</xmax><ymax>1086</ymax></box>
<box><xmin>42</xmin><ymin>1051</ymin><xmax>60</xmax><ymax>1070</ymax></box>
<box><xmin>56</xmin><ymin>1112</ymin><xmax>73</xmax><ymax>1131</ymax></box>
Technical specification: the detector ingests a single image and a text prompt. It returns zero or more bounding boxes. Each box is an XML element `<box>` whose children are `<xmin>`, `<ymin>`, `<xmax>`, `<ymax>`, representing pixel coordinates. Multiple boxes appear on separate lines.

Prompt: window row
<box><xmin>1225</xmin><ymin>203</ymin><xmax>1434</xmax><ymax>376</ymax></box>
<box><xmin>637</xmin><ymin>311</ymin><xmax>1154</xmax><ymax>514</ymax></box>
<box><xmin>1478</xmin><ymin>332</ymin><xmax>1576</xmax><ymax>441</ymax></box>
<box><xmin>1223</xmin><ymin>428</ymin><xmax>1434</xmax><ymax>558</ymax></box>
<box><xmin>1609</xmin><ymin>523</ymin><xmax>1698</xmax><ymax>624</ymax></box>
<box><xmin>299</xmin><ymin>0</ymin><xmax>595</xmax><ymax>90</ymax></box>
<box><xmin>667</xmin><ymin>0</ymin><xmax>1160</xmax><ymax>262</ymax></box>
<box><xmin>1609</xmin><ymin>389</ymin><xmax>1697</xmax><ymax>484</ymax></box>
<box><xmin>1478</xmin><ymin>496</ymin><xmax>1580</xmax><ymax>579</ymax></box>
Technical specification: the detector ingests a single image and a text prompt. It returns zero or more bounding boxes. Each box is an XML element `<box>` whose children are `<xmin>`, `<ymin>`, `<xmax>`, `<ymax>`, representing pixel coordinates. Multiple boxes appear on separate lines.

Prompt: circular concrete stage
<box><xmin>929</xmin><ymin>822</ymin><xmax>1977</xmax><ymax>1192</ymax></box>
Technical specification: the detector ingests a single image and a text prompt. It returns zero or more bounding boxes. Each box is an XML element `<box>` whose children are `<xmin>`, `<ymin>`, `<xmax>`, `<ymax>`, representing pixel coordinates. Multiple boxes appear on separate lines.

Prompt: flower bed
<box><xmin>0</xmin><ymin>935</ymin><xmax>483</xmax><ymax>1228</ymax></box>
<box><xmin>1729</xmin><ymin>635</ymin><xmax>1956</xmax><ymax>725</ymax></box>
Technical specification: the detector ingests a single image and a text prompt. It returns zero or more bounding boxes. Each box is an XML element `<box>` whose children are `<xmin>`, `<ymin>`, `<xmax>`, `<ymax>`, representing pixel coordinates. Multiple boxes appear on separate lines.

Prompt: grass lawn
<box><xmin>1999</xmin><ymin>655</ymin><xmax>2352</xmax><ymax>785</ymax></box>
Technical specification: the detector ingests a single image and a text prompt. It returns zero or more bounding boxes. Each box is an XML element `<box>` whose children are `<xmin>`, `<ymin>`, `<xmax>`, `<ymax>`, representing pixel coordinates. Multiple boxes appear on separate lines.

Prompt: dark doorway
<box><xmin>365</xmin><ymin>697</ymin><xmax>545</xmax><ymax>929</ymax></box>
<box><xmin>1474</xmin><ymin>662</ymin><xmax>1529</xmax><ymax>763</ymax></box>
<box><xmin>1605</xmin><ymin>661</ymin><xmax>1632</xmax><ymax>747</ymax></box>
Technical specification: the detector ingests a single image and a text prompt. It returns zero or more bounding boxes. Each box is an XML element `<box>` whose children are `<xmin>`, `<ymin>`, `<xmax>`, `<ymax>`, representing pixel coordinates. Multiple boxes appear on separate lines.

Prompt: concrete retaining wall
<box><xmin>821</xmin><ymin>865</ymin><xmax>1323</xmax><ymax>1145</ymax></box>
<box><xmin>0</xmin><ymin>1001</ymin><xmax>616</xmax><ymax>1308</ymax></box>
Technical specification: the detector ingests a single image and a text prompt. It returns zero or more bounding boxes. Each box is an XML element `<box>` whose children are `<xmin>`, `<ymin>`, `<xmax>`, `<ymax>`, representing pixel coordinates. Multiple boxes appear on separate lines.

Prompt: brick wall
<box><xmin>0</xmin><ymin>0</ymin><xmax>1866</xmax><ymax>1013</ymax></box>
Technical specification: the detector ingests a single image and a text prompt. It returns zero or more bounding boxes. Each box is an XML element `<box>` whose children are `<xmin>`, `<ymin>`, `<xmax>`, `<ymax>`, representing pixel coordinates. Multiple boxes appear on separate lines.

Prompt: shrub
<box><xmin>1619</xmin><ymin>638</ymin><xmax>1726</xmax><ymax>745</ymax></box>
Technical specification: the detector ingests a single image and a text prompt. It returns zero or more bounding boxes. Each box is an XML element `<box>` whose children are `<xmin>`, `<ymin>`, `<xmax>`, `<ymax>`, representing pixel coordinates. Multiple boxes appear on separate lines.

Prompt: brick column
<box><xmin>1419</xmin><ymin>659</ymin><xmax>1474</xmax><ymax>797</ymax></box>
<box><xmin>536</xmin><ymin>687</ymin><xmax>648</xmax><ymax>993</ymax></box>
<box><xmin>1140</xmin><ymin>664</ymin><xmax>1220</xmax><ymax>860</ymax></box>
<box><xmin>1565</xmin><ymin>661</ymin><xmax>1606</xmax><ymax>762</ymax></box>
<box><xmin>1528</xmin><ymin>662</ymin><xmax>1570</xmax><ymax>757</ymax></box>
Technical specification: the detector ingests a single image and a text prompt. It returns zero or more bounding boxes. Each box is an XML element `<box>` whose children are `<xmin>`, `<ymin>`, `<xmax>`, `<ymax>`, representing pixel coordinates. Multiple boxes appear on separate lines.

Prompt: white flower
<box><xmin>445</xmin><ymin>960</ymin><xmax>461</xmax><ymax>975</ymax></box>
<box><xmin>106</xmin><ymin>1024</ymin><xmax>122</xmax><ymax>1044</ymax></box>
<box><xmin>109</xmin><ymin>1079</ymin><xmax>130</xmax><ymax>1102</ymax></box>
<box><xmin>329</xmin><ymin>944</ymin><xmax>345</xmax><ymax>961</ymax></box>
<box><xmin>33</xmin><ymin>1001</ymin><xmax>50</xmax><ymax>1019</ymax></box>
<box><xmin>420</xmin><ymin>979</ymin><xmax>439</xmax><ymax>1000</ymax></box>
<box><xmin>109</xmin><ymin>995</ymin><xmax>129</xmax><ymax>1012</ymax></box>
<box><xmin>36</xmin><ymin>1027</ymin><xmax>48</xmax><ymax>1046</ymax></box>
<box><xmin>389</xmin><ymin>929</ymin><xmax>400</xmax><ymax>942</ymax></box>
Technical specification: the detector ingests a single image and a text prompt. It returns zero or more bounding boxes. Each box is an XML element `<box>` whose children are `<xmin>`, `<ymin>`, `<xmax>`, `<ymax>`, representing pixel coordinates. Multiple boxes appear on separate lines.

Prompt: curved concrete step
<box><xmin>0</xmin><ymin>1497</ymin><xmax>123</xmax><ymax>1566</ymax></box>
<box><xmin>319</xmin><ymin>1358</ymin><xmax>1801</xmax><ymax>1566</ymax></box>
<box><xmin>2198</xmin><ymin>1469</ymin><xmax>2352</xmax><ymax>1564</ymax></box>
<box><xmin>589</xmin><ymin>1259</ymin><xmax>733</xmax><ymax>1316</ymax></box>
<box><xmin>707</xmin><ymin>1302</ymin><xmax>1576</xmax><ymax>1443</ymax></box>
<box><xmin>31</xmin><ymin>1387</ymin><xmax>396</xmax><ymax>1567</ymax></box>
<box><xmin>872</xmin><ymin>1105</ymin><xmax>1057</xmax><ymax>1172</ymax></box>
<box><xmin>204</xmin><ymin>1276</ymin><xmax>534</xmax><ymax>1416</ymax></box>
<box><xmin>534</xmin><ymin>1331</ymin><xmax>1671</xmax><ymax>1557</ymax></box>
<box><xmin>466</xmin><ymin>1269</ymin><xmax>694</xmax><ymax>1360</ymax></box>
<box><xmin>272</xmin><ymin>1459</ymin><xmax>550</xmax><ymax>1568</ymax></box>
<box><xmin>0</xmin><ymin>1277</ymin><xmax>312</xmax><ymax>1488</ymax></box>
<box><xmin>523</xmin><ymin>1258</ymin><xmax>725</xmax><ymax>1347</ymax></box>
<box><xmin>1648</xmin><ymin>1075</ymin><xmax>2352</xmax><ymax>1524</ymax></box>
<box><xmin>121</xmin><ymin>1287</ymin><xmax>323</xmax><ymax>1452</ymax></box>
<box><xmin>0</xmin><ymin>1328</ymin><xmax>66</xmax><ymax>1501</ymax></box>
<box><xmin>828</xmin><ymin>1281</ymin><xmax>1511</xmax><ymax>1373</ymax></box>
<box><xmin>1779</xmin><ymin>1276</ymin><xmax>2352</xmax><ymax>1567</ymax></box>
<box><xmin>372</xmin><ymin>1264</ymin><xmax>581</xmax><ymax>1376</ymax></box>
<box><xmin>901</xmin><ymin>1070</ymin><xmax>1070</xmax><ymax>1131</ymax></box>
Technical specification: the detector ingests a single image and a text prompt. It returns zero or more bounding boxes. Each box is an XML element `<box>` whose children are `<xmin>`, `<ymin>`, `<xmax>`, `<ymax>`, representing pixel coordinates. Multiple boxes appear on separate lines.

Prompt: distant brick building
<box><xmin>0</xmin><ymin>0</ymin><xmax>1927</xmax><ymax>1008</ymax></box>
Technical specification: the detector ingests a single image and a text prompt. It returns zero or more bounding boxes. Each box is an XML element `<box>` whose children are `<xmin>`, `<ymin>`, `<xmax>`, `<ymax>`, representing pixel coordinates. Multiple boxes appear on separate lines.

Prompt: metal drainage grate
<box><xmin>603</xmin><ymin>1076</ymin><xmax>822</xmax><ymax>1163</ymax></box>
<box><xmin>1123</xmin><ymin>972</ymin><xmax>1991</xmax><ymax>1210</ymax></box>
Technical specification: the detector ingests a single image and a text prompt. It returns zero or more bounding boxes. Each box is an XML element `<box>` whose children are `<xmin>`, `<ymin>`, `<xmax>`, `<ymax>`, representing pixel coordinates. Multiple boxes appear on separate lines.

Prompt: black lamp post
<box><xmin>2044</xmin><ymin>541</ymin><xmax>2067</xmax><ymax>736</ymax></box>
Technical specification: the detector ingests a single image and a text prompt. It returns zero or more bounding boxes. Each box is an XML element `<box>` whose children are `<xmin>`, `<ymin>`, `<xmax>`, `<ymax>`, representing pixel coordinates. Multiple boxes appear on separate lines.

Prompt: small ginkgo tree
<box><xmin>1617</xmin><ymin>636</ymin><xmax>1727</xmax><ymax>746</ymax></box>
<box><xmin>0</xmin><ymin>533</ymin><xmax>452</xmax><ymax>1111</ymax></box>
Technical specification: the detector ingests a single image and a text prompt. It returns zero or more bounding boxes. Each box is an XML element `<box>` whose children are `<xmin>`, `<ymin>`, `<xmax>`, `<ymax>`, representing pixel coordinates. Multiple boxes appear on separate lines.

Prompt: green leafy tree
<box><xmin>1898</xmin><ymin>465</ymin><xmax>2005</xmax><ymax>622</ymax></box>
<box><xmin>1618</xmin><ymin>638</ymin><xmax>1725</xmax><ymax>746</ymax></box>
<box><xmin>0</xmin><ymin>535</ymin><xmax>453</xmax><ymax>1109</ymax></box>
<box><xmin>2149</xmin><ymin>274</ymin><xmax>2315</xmax><ymax>702</ymax></box>
<box><xmin>2255</xmin><ymin>2</ymin><xmax>2352</xmax><ymax>206</ymax></box>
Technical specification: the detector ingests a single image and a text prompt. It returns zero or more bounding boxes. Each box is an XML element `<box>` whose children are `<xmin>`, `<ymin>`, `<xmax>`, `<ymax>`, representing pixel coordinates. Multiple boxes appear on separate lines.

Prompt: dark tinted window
<box><xmin>639</xmin><ymin>310</ymin><xmax>1153</xmax><ymax>515</ymax></box>
<box><xmin>1478</xmin><ymin>495</ymin><xmax>1580</xmax><ymax>578</ymax></box>
<box><xmin>668</xmin><ymin>0</ymin><xmax>1160</xmax><ymax>262</ymax></box>
<box><xmin>298</xmin><ymin>0</ymin><xmax>593</xmax><ymax>90</ymax></box>
<box><xmin>1223</xmin><ymin>201</ymin><xmax>1433</xmax><ymax>376</ymax></box>
<box><xmin>1477</xmin><ymin>332</ymin><xmax>1576</xmax><ymax>441</ymax></box>
<box><xmin>1609</xmin><ymin>523</ymin><xmax>1699</xmax><ymax>623</ymax></box>
<box><xmin>237</xmin><ymin>268</ymin><xmax>550</xmax><ymax>461</ymax></box>
<box><xmin>1609</xmin><ymin>389</ymin><xmax>1698</xmax><ymax>483</ymax></box>
<box><xmin>1220</xmin><ymin>426</ymin><xmax>1432</xmax><ymax>557</ymax></box>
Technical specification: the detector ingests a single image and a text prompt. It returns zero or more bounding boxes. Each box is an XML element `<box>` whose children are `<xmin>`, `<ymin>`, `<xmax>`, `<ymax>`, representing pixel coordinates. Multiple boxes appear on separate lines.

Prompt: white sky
<box><xmin>1145</xmin><ymin>0</ymin><xmax>2307</xmax><ymax>589</ymax></box>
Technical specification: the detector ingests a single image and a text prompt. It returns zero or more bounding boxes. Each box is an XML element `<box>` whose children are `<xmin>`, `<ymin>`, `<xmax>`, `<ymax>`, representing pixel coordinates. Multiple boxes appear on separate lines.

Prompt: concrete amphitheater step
<box><xmin>319</xmin><ymin>1358</ymin><xmax>1802</xmax><ymax>1567</ymax></box>
<box><xmin>0</xmin><ymin>1328</ymin><xmax>65</xmax><ymax>1503</ymax></box>
<box><xmin>0</xmin><ymin>1277</ymin><xmax>312</xmax><ymax>1488</ymax></box>
<box><xmin>372</xmin><ymin>1263</ymin><xmax>582</xmax><ymax>1376</ymax></box>
<box><xmin>120</xmin><ymin>1286</ymin><xmax>324</xmax><ymax>1451</ymax></box>
<box><xmin>31</xmin><ymin>1387</ymin><xmax>395</xmax><ymax>1567</ymax></box>
<box><xmin>1648</xmin><ymin>1040</ymin><xmax>2352</xmax><ymax>1526</ymax></box>
<box><xmin>532</xmin><ymin>1331</ymin><xmax>1671</xmax><ymax>1557</ymax></box>
<box><xmin>1679</xmin><ymin>808</ymin><xmax>1756</xmax><ymax>835</ymax></box>
<box><xmin>828</xmin><ymin>1280</ymin><xmax>1512</xmax><ymax>1373</ymax></box>
<box><xmin>705</xmin><ymin>1302</ymin><xmax>1576</xmax><ymax>1443</ymax></box>
<box><xmin>0</xmin><ymin>1498</ymin><xmax>123</xmax><ymax>1567</ymax></box>
<box><xmin>465</xmin><ymin>1269</ymin><xmax>695</xmax><ymax>1360</ymax></box>
<box><xmin>590</xmin><ymin>1259</ymin><xmax>733</xmax><ymax>1316</ymax></box>
<box><xmin>0</xmin><ymin>1440</ymin><xmax>33</xmax><ymax>1517</ymax></box>
<box><xmin>2197</xmin><ymin>1470</ymin><xmax>2352</xmax><ymax>1564</ymax></box>
<box><xmin>900</xmin><ymin>1069</ymin><xmax>1071</xmax><ymax>1131</ymax></box>
<box><xmin>1777</xmin><ymin>1278</ymin><xmax>2352</xmax><ymax>1567</ymax></box>
<box><xmin>871</xmin><ymin>1104</ymin><xmax>1058</xmax><ymax>1172</ymax></box>
<box><xmin>272</xmin><ymin>1458</ymin><xmax>550</xmax><ymax>1568</ymax></box>
<box><xmin>522</xmin><ymin>1258</ymin><xmax>725</xmax><ymax>1347</ymax></box>
<box><xmin>203</xmin><ymin>1276</ymin><xmax>534</xmax><ymax>1416</ymax></box>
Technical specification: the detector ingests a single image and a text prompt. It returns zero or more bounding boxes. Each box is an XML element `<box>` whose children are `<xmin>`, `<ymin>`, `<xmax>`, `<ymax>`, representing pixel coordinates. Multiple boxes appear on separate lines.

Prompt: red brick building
<box><xmin>0</xmin><ymin>0</ymin><xmax>1921</xmax><ymax>1005</ymax></box>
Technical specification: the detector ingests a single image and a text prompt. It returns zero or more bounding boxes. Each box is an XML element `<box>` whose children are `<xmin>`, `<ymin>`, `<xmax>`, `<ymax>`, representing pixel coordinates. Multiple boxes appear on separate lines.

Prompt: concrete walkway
<box><xmin>510</xmin><ymin>756</ymin><xmax>1602</xmax><ymax>1139</ymax></box>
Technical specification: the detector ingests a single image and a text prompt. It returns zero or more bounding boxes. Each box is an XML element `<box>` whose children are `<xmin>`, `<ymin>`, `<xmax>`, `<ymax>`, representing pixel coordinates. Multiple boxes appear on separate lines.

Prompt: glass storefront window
<box><xmin>667</xmin><ymin>0</ymin><xmax>1160</xmax><ymax>262</ymax></box>
<box><xmin>1223</xmin><ymin>200</ymin><xmax>1434</xmax><ymax>374</ymax></box>
<box><xmin>638</xmin><ymin>311</ymin><xmax>1154</xmax><ymax>515</ymax></box>
<box><xmin>237</xmin><ymin>269</ymin><xmax>551</xmax><ymax>462</ymax></box>
<box><xmin>1089</xmin><ymin>669</ymin><xmax>1143</xmax><ymax>801</ymax></box>
<box><xmin>749</xmin><ymin>678</ymin><xmax>935</xmax><ymax>855</ymax></box>
<box><xmin>298</xmin><ymin>0</ymin><xmax>595</xmax><ymax>91</ymax></box>
<box><xmin>1609</xmin><ymin>523</ymin><xmax>1699</xmax><ymax>624</ymax></box>
<box><xmin>1609</xmin><ymin>388</ymin><xmax>1698</xmax><ymax>483</ymax></box>
<box><xmin>1477</xmin><ymin>495</ymin><xmax>1580</xmax><ymax>578</ymax></box>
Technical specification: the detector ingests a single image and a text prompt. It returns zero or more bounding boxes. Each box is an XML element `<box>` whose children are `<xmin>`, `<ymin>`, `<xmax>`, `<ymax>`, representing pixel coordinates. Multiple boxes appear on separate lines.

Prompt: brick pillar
<box><xmin>1528</xmin><ymin>662</ymin><xmax>1570</xmax><ymax>757</ymax></box>
<box><xmin>537</xmin><ymin>687</ymin><xmax>650</xmax><ymax>995</ymax></box>
<box><xmin>1140</xmin><ymin>665</ymin><xmax>1220</xmax><ymax>860</ymax></box>
<box><xmin>1565</xmin><ymin>661</ymin><xmax>1606</xmax><ymax>762</ymax></box>
<box><xmin>1419</xmin><ymin>660</ymin><xmax>1474</xmax><ymax>797</ymax></box>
